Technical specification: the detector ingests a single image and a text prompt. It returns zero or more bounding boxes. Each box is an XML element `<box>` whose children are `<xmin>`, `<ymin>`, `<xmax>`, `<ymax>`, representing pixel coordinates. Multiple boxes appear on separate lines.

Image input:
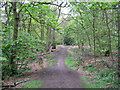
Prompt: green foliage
<box><xmin>68</xmin><ymin>48</ymin><xmax>118</xmax><ymax>88</ymax></box>
<box><xmin>83</xmin><ymin>64</ymin><xmax>97</xmax><ymax>72</ymax></box>
<box><xmin>1</xmin><ymin>1</ymin><xmax>59</xmax><ymax>80</ymax></box>
<box><xmin>64</xmin><ymin>35</ymin><xmax>74</xmax><ymax>45</ymax></box>
<box><xmin>22</xmin><ymin>80</ymin><xmax>43</xmax><ymax>88</ymax></box>
<box><xmin>82</xmin><ymin>65</ymin><xmax>118</xmax><ymax>88</ymax></box>
<box><xmin>26</xmin><ymin>3</ymin><xmax>58</xmax><ymax>28</ymax></box>
<box><xmin>70</xmin><ymin>48</ymin><xmax>80</xmax><ymax>53</ymax></box>
<box><xmin>64</xmin><ymin>2</ymin><xmax>118</xmax><ymax>56</ymax></box>
<box><xmin>1</xmin><ymin>2</ymin><xmax>119</xmax><ymax>88</ymax></box>
<box><xmin>2</xmin><ymin>30</ymin><xmax>45</xmax><ymax>78</ymax></box>
<box><xmin>65</xmin><ymin>54</ymin><xmax>78</xmax><ymax>70</ymax></box>
<box><xmin>81</xmin><ymin>75</ymin><xmax>107</xmax><ymax>88</ymax></box>
<box><xmin>1</xmin><ymin>57</ymin><xmax>11</xmax><ymax>77</ymax></box>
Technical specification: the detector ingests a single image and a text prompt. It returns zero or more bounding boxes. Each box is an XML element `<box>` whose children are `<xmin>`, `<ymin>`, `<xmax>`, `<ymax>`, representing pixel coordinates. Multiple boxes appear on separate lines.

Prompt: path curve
<box><xmin>39</xmin><ymin>45</ymin><xmax>84</xmax><ymax>88</ymax></box>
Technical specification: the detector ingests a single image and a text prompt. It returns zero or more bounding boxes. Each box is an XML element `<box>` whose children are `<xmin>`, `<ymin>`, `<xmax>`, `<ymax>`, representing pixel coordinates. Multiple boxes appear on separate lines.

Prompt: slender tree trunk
<box><xmin>12</xmin><ymin>2</ymin><xmax>19</xmax><ymax>41</ymax></box>
<box><xmin>28</xmin><ymin>17</ymin><xmax>31</xmax><ymax>34</ymax></box>
<box><xmin>92</xmin><ymin>11</ymin><xmax>96</xmax><ymax>60</ymax></box>
<box><xmin>22</xmin><ymin>20</ymin><xmax>26</xmax><ymax>32</ymax></box>
<box><xmin>40</xmin><ymin>23</ymin><xmax>44</xmax><ymax>40</ymax></box>
<box><xmin>10</xmin><ymin>2</ymin><xmax>19</xmax><ymax>75</ymax></box>
<box><xmin>5</xmin><ymin>3</ymin><xmax>11</xmax><ymax>39</ymax></box>
<box><xmin>96</xmin><ymin>36</ymin><xmax>103</xmax><ymax>55</ymax></box>
<box><xmin>78</xmin><ymin>12</ymin><xmax>92</xmax><ymax>49</ymax></box>
<box><xmin>104</xmin><ymin>10</ymin><xmax>114</xmax><ymax>64</ymax></box>
<box><xmin>46</xmin><ymin>25</ymin><xmax>52</xmax><ymax>52</ymax></box>
<box><xmin>85</xmin><ymin>31</ymin><xmax>91</xmax><ymax>49</ymax></box>
<box><xmin>5</xmin><ymin>4</ymin><xmax>11</xmax><ymax>25</ymax></box>
<box><xmin>52</xmin><ymin>30</ymin><xmax>56</xmax><ymax>49</ymax></box>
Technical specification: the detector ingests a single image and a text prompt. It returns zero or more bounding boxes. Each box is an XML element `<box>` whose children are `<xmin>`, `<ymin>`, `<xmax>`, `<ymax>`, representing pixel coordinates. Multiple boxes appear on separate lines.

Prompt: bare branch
<box><xmin>0</xmin><ymin>2</ymin><xmax>7</xmax><ymax>8</ymax></box>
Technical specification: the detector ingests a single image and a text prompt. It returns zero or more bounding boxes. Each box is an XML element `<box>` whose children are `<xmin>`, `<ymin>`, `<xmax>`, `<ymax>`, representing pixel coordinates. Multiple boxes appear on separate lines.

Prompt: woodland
<box><xmin>0</xmin><ymin>1</ymin><xmax>120</xmax><ymax>89</ymax></box>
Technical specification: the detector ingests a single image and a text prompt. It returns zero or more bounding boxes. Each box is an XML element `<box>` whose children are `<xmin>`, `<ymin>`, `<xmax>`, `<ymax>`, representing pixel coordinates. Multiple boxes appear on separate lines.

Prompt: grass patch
<box><xmin>83</xmin><ymin>64</ymin><xmax>97</xmax><ymax>72</ymax></box>
<box><xmin>82</xmin><ymin>66</ymin><xmax>118</xmax><ymax>88</ymax></box>
<box><xmin>69</xmin><ymin>48</ymin><xmax>118</xmax><ymax>88</ymax></box>
<box><xmin>21</xmin><ymin>80</ymin><xmax>43</xmax><ymax>88</ymax></box>
<box><xmin>46</xmin><ymin>59</ymin><xmax>57</xmax><ymax>67</ymax></box>
<box><xmin>65</xmin><ymin>54</ymin><xmax>78</xmax><ymax>70</ymax></box>
<box><xmin>69</xmin><ymin>48</ymin><xmax>80</xmax><ymax>53</ymax></box>
<box><xmin>81</xmin><ymin>75</ymin><xmax>107</xmax><ymax>88</ymax></box>
<box><xmin>44</xmin><ymin>54</ymin><xmax>55</xmax><ymax>58</ymax></box>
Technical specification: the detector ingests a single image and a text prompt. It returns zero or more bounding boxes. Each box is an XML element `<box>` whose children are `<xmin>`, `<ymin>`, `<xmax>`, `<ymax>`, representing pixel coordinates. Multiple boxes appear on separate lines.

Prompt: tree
<box><xmin>10</xmin><ymin>2</ymin><xmax>19</xmax><ymax>75</ymax></box>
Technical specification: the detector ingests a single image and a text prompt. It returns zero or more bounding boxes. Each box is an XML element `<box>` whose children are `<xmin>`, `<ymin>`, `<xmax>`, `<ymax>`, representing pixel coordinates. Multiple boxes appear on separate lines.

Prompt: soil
<box><xmin>15</xmin><ymin>45</ymin><xmax>85</xmax><ymax>88</ymax></box>
<box><xmin>39</xmin><ymin>45</ymin><xmax>84</xmax><ymax>88</ymax></box>
<box><xmin>7</xmin><ymin>45</ymin><xmax>117</xmax><ymax>88</ymax></box>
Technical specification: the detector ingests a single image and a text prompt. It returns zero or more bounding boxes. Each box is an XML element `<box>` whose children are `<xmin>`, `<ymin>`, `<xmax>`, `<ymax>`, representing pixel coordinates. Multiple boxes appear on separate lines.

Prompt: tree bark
<box><xmin>104</xmin><ymin>10</ymin><xmax>114</xmax><ymax>64</ymax></box>
<box><xmin>28</xmin><ymin>17</ymin><xmax>31</xmax><ymax>34</ymax></box>
<box><xmin>40</xmin><ymin>23</ymin><xmax>44</xmax><ymax>40</ymax></box>
<box><xmin>46</xmin><ymin>25</ymin><xmax>52</xmax><ymax>52</ymax></box>
<box><xmin>10</xmin><ymin>2</ymin><xmax>19</xmax><ymax>75</ymax></box>
<box><xmin>52</xmin><ymin>29</ymin><xmax>56</xmax><ymax>49</ymax></box>
<box><xmin>92</xmin><ymin>11</ymin><xmax>96</xmax><ymax>60</ymax></box>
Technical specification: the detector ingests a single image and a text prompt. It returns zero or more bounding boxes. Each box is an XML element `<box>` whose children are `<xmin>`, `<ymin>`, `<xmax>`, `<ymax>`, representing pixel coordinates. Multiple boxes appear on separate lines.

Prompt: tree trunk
<box><xmin>52</xmin><ymin>30</ymin><xmax>56</xmax><ymax>49</ymax></box>
<box><xmin>28</xmin><ymin>17</ymin><xmax>31</xmax><ymax>34</ymax></box>
<box><xmin>40</xmin><ymin>23</ymin><xmax>44</xmax><ymax>40</ymax></box>
<box><xmin>92</xmin><ymin>11</ymin><xmax>96</xmax><ymax>60</ymax></box>
<box><xmin>10</xmin><ymin>2</ymin><xmax>19</xmax><ymax>75</ymax></box>
<box><xmin>5</xmin><ymin>3</ymin><xmax>11</xmax><ymax>26</ymax></box>
<box><xmin>104</xmin><ymin>10</ymin><xmax>114</xmax><ymax>63</ymax></box>
<box><xmin>46</xmin><ymin>25</ymin><xmax>52</xmax><ymax>52</ymax></box>
<box><xmin>22</xmin><ymin>20</ymin><xmax>26</xmax><ymax>32</ymax></box>
<box><xmin>5</xmin><ymin>3</ymin><xmax>12</xmax><ymax>39</ymax></box>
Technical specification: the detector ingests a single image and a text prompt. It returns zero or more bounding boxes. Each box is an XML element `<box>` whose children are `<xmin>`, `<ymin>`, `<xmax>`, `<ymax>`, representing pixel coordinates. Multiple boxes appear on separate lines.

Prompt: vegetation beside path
<box><xmin>65</xmin><ymin>47</ymin><xmax>118</xmax><ymax>88</ymax></box>
<box><xmin>1</xmin><ymin>1</ymin><xmax>119</xmax><ymax>89</ymax></box>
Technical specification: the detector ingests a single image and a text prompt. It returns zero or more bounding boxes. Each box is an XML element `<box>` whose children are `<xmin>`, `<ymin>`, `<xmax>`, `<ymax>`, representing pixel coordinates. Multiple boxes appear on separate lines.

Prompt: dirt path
<box><xmin>39</xmin><ymin>45</ymin><xmax>84</xmax><ymax>88</ymax></box>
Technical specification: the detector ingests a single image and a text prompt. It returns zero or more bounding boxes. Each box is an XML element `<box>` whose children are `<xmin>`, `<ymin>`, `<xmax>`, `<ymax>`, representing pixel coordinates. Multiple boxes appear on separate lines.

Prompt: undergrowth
<box><xmin>67</xmin><ymin>48</ymin><xmax>119</xmax><ymax>88</ymax></box>
<box><xmin>65</xmin><ymin>53</ymin><xmax>78</xmax><ymax>70</ymax></box>
<box><xmin>82</xmin><ymin>65</ymin><xmax>118</xmax><ymax>88</ymax></box>
<box><xmin>44</xmin><ymin>53</ymin><xmax>56</xmax><ymax>67</ymax></box>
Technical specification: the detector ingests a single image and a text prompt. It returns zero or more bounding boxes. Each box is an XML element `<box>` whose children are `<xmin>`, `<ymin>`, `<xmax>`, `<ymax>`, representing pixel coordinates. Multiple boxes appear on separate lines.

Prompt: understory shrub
<box><xmin>2</xmin><ymin>30</ymin><xmax>46</xmax><ymax>79</ymax></box>
<box><xmin>64</xmin><ymin>35</ymin><xmax>74</xmax><ymax>45</ymax></box>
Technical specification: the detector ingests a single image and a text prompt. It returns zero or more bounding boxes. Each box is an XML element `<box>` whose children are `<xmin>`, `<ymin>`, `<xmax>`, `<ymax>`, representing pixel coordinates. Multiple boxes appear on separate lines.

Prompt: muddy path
<box><xmin>39</xmin><ymin>45</ymin><xmax>84</xmax><ymax>88</ymax></box>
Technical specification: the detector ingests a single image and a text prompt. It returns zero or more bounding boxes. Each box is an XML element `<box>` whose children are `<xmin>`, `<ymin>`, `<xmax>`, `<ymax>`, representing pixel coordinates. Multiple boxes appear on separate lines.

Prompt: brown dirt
<box><xmin>38</xmin><ymin>45</ymin><xmax>84</xmax><ymax>88</ymax></box>
<box><xmin>15</xmin><ymin>45</ymin><xmax>85</xmax><ymax>88</ymax></box>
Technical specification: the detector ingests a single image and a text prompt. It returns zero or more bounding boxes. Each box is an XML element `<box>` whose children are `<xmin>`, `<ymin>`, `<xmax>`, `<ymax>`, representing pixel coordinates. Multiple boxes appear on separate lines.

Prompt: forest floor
<box><xmin>9</xmin><ymin>45</ymin><xmax>118</xmax><ymax>88</ymax></box>
<box><xmin>15</xmin><ymin>45</ymin><xmax>85</xmax><ymax>88</ymax></box>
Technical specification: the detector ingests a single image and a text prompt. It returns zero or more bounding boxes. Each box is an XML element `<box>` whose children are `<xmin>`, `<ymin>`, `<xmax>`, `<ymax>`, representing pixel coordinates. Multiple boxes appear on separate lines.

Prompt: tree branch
<box><xmin>25</xmin><ymin>8</ymin><xmax>40</xmax><ymax>23</ymax></box>
<box><xmin>32</xmin><ymin>2</ymin><xmax>68</xmax><ymax>8</ymax></box>
<box><xmin>0</xmin><ymin>2</ymin><xmax>7</xmax><ymax>8</ymax></box>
